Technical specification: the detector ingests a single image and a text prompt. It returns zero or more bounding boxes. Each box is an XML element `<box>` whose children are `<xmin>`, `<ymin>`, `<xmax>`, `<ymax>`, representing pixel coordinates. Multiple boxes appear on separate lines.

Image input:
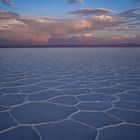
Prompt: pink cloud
<box><xmin>0</xmin><ymin>10</ymin><xmax>140</xmax><ymax>46</ymax></box>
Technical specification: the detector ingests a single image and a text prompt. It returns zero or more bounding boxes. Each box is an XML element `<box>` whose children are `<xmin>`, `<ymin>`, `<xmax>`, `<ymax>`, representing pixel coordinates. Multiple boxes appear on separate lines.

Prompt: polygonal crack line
<box><xmin>37</xmin><ymin>82</ymin><xmax>68</xmax><ymax>89</ymax></box>
<box><xmin>32</xmin><ymin>119</ymin><xmax>68</xmax><ymax>129</ymax></box>
<box><xmin>94</xmin><ymin>122</ymin><xmax>125</xmax><ymax>140</ymax></box>
<box><xmin>124</xmin><ymin>91</ymin><xmax>140</xmax><ymax>96</ymax></box>
<box><xmin>75</xmin><ymin>110</ymin><xmax>125</xmax><ymax>126</ymax></box>
<box><xmin>47</xmin><ymin>101</ymin><xmax>79</xmax><ymax>108</ymax></box>
<box><xmin>75</xmin><ymin>93</ymin><xmax>118</xmax><ymax>103</ymax></box>
<box><xmin>125</xmin><ymin>92</ymin><xmax>140</xmax><ymax>97</ymax></box>
<box><xmin>7</xmin><ymin>101</ymin><xmax>29</xmax><ymax>109</ymax></box>
<box><xmin>47</xmin><ymin>94</ymin><xmax>69</xmax><ymax>101</ymax></box>
<box><xmin>103</xmin><ymin>110</ymin><xmax>136</xmax><ymax>125</ymax></box>
<box><xmin>0</xmin><ymin>93</ymin><xmax>25</xmax><ymax>101</ymax></box>
<box><xmin>0</xmin><ymin>93</ymin><xmax>7</xmax><ymax>98</ymax></box>
<box><xmin>73</xmin><ymin>95</ymin><xmax>81</xmax><ymax>102</ymax></box>
<box><xmin>0</xmin><ymin>125</ymin><xmax>19</xmax><ymax>134</ymax></box>
<box><xmin>118</xmin><ymin>99</ymin><xmax>140</xmax><ymax>103</ymax></box>
<box><xmin>8</xmin><ymin>99</ymin><xmax>78</xmax><ymax>110</ymax></box>
<box><xmin>124</xmin><ymin>122</ymin><xmax>140</xmax><ymax>127</ymax></box>
<box><xmin>114</xmin><ymin>107</ymin><xmax>140</xmax><ymax>112</ymax></box>
<box><xmin>25</xmin><ymin>93</ymin><xmax>29</xmax><ymax>102</ymax></box>
<box><xmin>0</xmin><ymin>86</ymin><xmax>22</xmax><ymax>93</ymax></box>
<box><xmin>103</xmin><ymin>111</ymin><xmax>124</xmax><ymax>123</ymax></box>
<box><xmin>104</xmin><ymin>97</ymin><xmax>118</xmax><ymax>112</ymax></box>
<box><xmin>0</xmin><ymin>104</ymin><xmax>9</xmax><ymax>108</ymax></box>
<box><xmin>94</xmin><ymin>128</ymin><xmax>101</xmax><ymax>140</ymax></box>
<box><xmin>67</xmin><ymin>109</ymin><xmax>81</xmax><ymax>120</ymax></box>
<box><xmin>109</xmin><ymin>83</ymin><xmax>120</xmax><ymax>88</ymax></box>
<box><xmin>0</xmin><ymin>110</ymin><xmax>9</xmax><ymax>113</ymax></box>
<box><xmin>70</xmin><ymin>119</ymin><xmax>97</xmax><ymax>130</ymax></box>
<box><xmin>0</xmin><ymin>124</ymin><xmax>42</xmax><ymax>140</ymax></box>
<box><xmin>103</xmin><ymin>103</ymin><xmax>124</xmax><ymax>121</ymax></box>
<box><xmin>30</xmin><ymin>99</ymin><xmax>76</xmax><ymax>108</ymax></box>
<box><xmin>100</xmin><ymin>104</ymin><xmax>114</xmax><ymax>113</ymax></box>
<box><xmin>16</xmin><ymin>75</ymin><xmax>50</xmax><ymax>82</ymax></box>
<box><xmin>114</xmin><ymin>92</ymin><xmax>121</xmax><ymax>99</ymax></box>
<box><xmin>0</xmin><ymin>92</ymin><xmax>22</xmax><ymax>99</ymax></box>
<box><xmin>7</xmin><ymin>79</ymin><xmax>50</xmax><ymax>89</ymax></box>
<box><xmin>73</xmin><ymin>92</ymin><xmax>96</xmax><ymax>98</ymax></box>
<box><xmin>103</xmin><ymin>101</ymin><xmax>125</xmax><ymax>122</ymax></box>
<box><xmin>114</xmin><ymin>92</ymin><xmax>120</xmax><ymax>100</ymax></box>
<box><xmin>47</xmin><ymin>95</ymin><xmax>80</xmax><ymax>106</ymax></box>
<box><xmin>66</xmin><ymin>91</ymin><xmax>92</xmax><ymax>97</ymax></box>
<box><xmin>24</xmin><ymin>88</ymin><xmax>58</xmax><ymax>96</ymax></box>
<box><xmin>110</xmin><ymin>93</ymin><xmax>121</xmax><ymax>104</ymax></box>
<box><xmin>89</xmin><ymin>92</ymin><xmax>118</xmax><ymax>99</ymax></box>
<box><xmin>7</xmin><ymin>105</ymin><xmax>79</xmax><ymax>127</ymax></box>
<box><xmin>8</xmin><ymin>109</ymin><xmax>19</xmax><ymax>125</ymax></box>
<box><xmin>33</xmin><ymin>79</ymin><xmax>63</xmax><ymax>87</ymax></box>
<box><xmin>15</xmin><ymin>76</ymin><xmax>46</xmax><ymax>84</ymax></box>
<box><xmin>95</xmin><ymin>121</ymin><xmax>140</xmax><ymax>140</ymax></box>
<box><xmin>1</xmin><ymin>82</ymin><xmax>38</xmax><ymax>89</ymax></box>
<box><xmin>114</xmin><ymin>90</ymin><xmax>130</xmax><ymax>96</ymax></box>
<box><xmin>32</xmin><ymin>126</ymin><xmax>43</xmax><ymax>140</ymax></box>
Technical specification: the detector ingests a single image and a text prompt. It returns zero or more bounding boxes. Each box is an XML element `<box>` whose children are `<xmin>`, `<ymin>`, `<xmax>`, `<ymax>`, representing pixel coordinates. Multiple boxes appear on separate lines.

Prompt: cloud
<box><xmin>0</xmin><ymin>10</ymin><xmax>139</xmax><ymax>46</ymax></box>
<box><xmin>67</xmin><ymin>0</ymin><xmax>84</xmax><ymax>4</ymax></box>
<box><xmin>1</xmin><ymin>0</ymin><xmax>83</xmax><ymax>7</ymax></box>
<box><xmin>1</xmin><ymin>0</ymin><xmax>16</xmax><ymax>7</ymax></box>
<box><xmin>91</xmin><ymin>15</ymin><xmax>125</xmax><ymax>23</ymax></box>
<box><xmin>112</xmin><ymin>34</ymin><xmax>137</xmax><ymax>40</ymax></box>
<box><xmin>133</xmin><ymin>0</ymin><xmax>140</xmax><ymax>2</ymax></box>
<box><xmin>70</xmin><ymin>8</ymin><xmax>115</xmax><ymax>16</ymax></box>
<box><xmin>118</xmin><ymin>8</ymin><xmax>140</xmax><ymax>27</ymax></box>
<box><xmin>119</xmin><ymin>8</ymin><xmax>140</xmax><ymax>19</ymax></box>
<box><xmin>0</xmin><ymin>10</ymin><xmax>20</xmax><ymax>19</ymax></box>
<box><xmin>108</xmin><ymin>26</ymin><xmax>133</xmax><ymax>32</ymax></box>
<box><xmin>49</xmin><ymin>34</ymin><xmax>140</xmax><ymax>45</ymax></box>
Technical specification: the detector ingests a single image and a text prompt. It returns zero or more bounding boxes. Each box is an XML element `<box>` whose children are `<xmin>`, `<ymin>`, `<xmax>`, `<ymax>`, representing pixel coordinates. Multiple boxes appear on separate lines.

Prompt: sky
<box><xmin>0</xmin><ymin>0</ymin><xmax>140</xmax><ymax>46</ymax></box>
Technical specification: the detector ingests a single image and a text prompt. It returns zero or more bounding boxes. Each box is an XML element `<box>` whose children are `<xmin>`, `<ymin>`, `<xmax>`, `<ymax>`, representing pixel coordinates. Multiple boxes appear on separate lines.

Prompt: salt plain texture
<box><xmin>0</xmin><ymin>48</ymin><xmax>140</xmax><ymax>140</ymax></box>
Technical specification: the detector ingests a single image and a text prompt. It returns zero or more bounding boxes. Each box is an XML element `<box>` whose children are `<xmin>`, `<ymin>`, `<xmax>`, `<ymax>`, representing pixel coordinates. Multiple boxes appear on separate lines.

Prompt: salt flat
<box><xmin>0</xmin><ymin>48</ymin><xmax>140</xmax><ymax>140</ymax></box>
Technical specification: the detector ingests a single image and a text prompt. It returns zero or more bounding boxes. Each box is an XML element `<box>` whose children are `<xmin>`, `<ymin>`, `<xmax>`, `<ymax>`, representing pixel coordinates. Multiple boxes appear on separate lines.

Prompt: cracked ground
<box><xmin>0</xmin><ymin>48</ymin><xmax>140</xmax><ymax>140</ymax></box>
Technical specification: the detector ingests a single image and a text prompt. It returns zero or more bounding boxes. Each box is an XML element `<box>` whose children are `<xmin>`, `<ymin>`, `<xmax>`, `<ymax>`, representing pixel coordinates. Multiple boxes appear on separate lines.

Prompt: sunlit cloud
<box><xmin>91</xmin><ymin>15</ymin><xmax>125</xmax><ymax>23</ymax></box>
<box><xmin>0</xmin><ymin>8</ymin><xmax>140</xmax><ymax>46</ymax></box>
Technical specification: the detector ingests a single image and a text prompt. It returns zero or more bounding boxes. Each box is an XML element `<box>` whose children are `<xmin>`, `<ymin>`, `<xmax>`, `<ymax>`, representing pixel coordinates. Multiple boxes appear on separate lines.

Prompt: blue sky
<box><xmin>0</xmin><ymin>0</ymin><xmax>139</xmax><ymax>17</ymax></box>
<box><xmin>0</xmin><ymin>0</ymin><xmax>140</xmax><ymax>46</ymax></box>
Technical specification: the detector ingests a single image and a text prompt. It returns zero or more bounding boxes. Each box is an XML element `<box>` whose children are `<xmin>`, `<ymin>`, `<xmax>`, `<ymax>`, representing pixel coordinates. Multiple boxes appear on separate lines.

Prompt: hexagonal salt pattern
<box><xmin>0</xmin><ymin>48</ymin><xmax>140</xmax><ymax>140</ymax></box>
